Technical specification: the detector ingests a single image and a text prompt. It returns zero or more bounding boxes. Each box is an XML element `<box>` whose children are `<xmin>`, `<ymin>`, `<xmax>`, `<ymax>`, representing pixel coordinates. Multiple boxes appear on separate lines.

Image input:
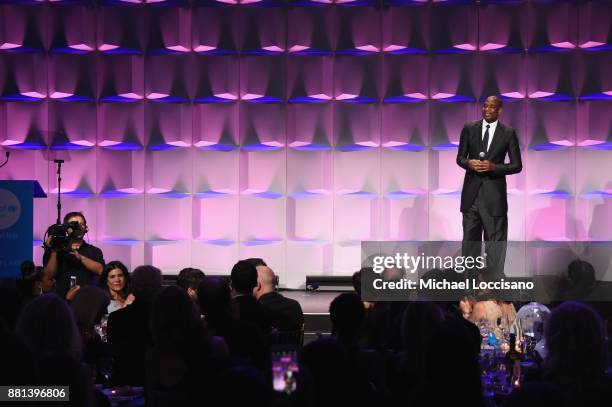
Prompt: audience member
<box><xmin>15</xmin><ymin>293</ymin><xmax>94</xmax><ymax>406</ymax></box>
<box><xmin>298</xmin><ymin>337</ymin><xmax>357</xmax><ymax>407</ymax></box>
<box><xmin>352</xmin><ymin>267</ymin><xmax>408</xmax><ymax>350</ymax></box>
<box><xmin>543</xmin><ymin>301</ymin><xmax>612</xmax><ymax>406</ymax></box>
<box><xmin>469</xmin><ymin>298</ymin><xmax>516</xmax><ymax>334</ymax></box>
<box><xmin>99</xmin><ymin>261</ymin><xmax>134</xmax><ymax>314</ymax></box>
<box><xmin>147</xmin><ymin>286</ymin><xmax>225</xmax><ymax>406</ymax></box>
<box><xmin>16</xmin><ymin>261</ymin><xmax>55</xmax><ymax>300</ymax></box>
<box><xmin>329</xmin><ymin>293</ymin><xmax>389</xmax><ymax>404</ymax></box>
<box><xmin>419</xmin><ymin>317</ymin><xmax>484</xmax><ymax>407</ymax></box>
<box><xmin>176</xmin><ymin>267</ymin><xmax>205</xmax><ymax>301</ymax></box>
<box><xmin>198</xmin><ymin>276</ymin><xmax>269</xmax><ymax>370</ymax></box>
<box><xmin>230</xmin><ymin>260</ymin><xmax>272</xmax><ymax>334</ymax></box>
<box><xmin>71</xmin><ymin>286</ymin><xmax>109</xmax><ymax>333</ymax></box>
<box><xmin>352</xmin><ymin>268</ymin><xmax>375</xmax><ymax>309</ymax></box>
<box><xmin>107</xmin><ymin>265</ymin><xmax>162</xmax><ymax>386</ymax></box>
<box><xmin>71</xmin><ymin>286</ymin><xmax>111</xmax><ymax>379</ymax></box>
<box><xmin>16</xmin><ymin>293</ymin><xmax>82</xmax><ymax>360</ymax></box>
<box><xmin>329</xmin><ymin>292</ymin><xmax>365</xmax><ymax>348</ymax></box>
<box><xmin>395</xmin><ymin>301</ymin><xmax>445</xmax><ymax>393</ymax></box>
<box><xmin>362</xmin><ymin>300</ymin><xmax>409</xmax><ymax>352</ymax></box>
<box><xmin>557</xmin><ymin>259</ymin><xmax>597</xmax><ymax>301</ymax></box>
<box><xmin>253</xmin><ymin>265</ymin><xmax>304</xmax><ymax>332</ymax></box>
<box><xmin>15</xmin><ymin>262</ymin><xmax>56</xmax><ymax>323</ymax></box>
<box><xmin>244</xmin><ymin>258</ymin><xmax>267</xmax><ymax>267</ymax></box>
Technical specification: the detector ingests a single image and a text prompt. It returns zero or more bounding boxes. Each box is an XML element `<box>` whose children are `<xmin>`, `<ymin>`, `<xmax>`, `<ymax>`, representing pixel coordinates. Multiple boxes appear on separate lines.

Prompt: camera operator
<box><xmin>43</xmin><ymin>212</ymin><xmax>105</xmax><ymax>300</ymax></box>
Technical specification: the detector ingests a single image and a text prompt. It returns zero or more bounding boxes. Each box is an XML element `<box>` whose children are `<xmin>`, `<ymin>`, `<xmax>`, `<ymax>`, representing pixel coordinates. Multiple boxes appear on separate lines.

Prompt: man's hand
<box><xmin>70</xmin><ymin>250</ymin><xmax>83</xmax><ymax>262</ymax></box>
<box><xmin>469</xmin><ymin>160</ymin><xmax>495</xmax><ymax>172</ymax></box>
<box><xmin>468</xmin><ymin>160</ymin><xmax>481</xmax><ymax>171</ymax></box>
<box><xmin>65</xmin><ymin>285</ymin><xmax>80</xmax><ymax>301</ymax></box>
<box><xmin>125</xmin><ymin>294</ymin><xmax>136</xmax><ymax>307</ymax></box>
<box><xmin>477</xmin><ymin>160</ymin><xmax>495</xmax><ymax>172</ymax></box>
<box><xmin>44</xmin><ymin>236</ymin><xmax>55</xmax><ymax>251</ymax></box>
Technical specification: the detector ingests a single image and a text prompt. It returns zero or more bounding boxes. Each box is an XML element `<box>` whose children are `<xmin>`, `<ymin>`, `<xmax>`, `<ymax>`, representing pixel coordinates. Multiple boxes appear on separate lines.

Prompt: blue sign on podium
<box><xmin>0</xmin><ymin>181</ymin><xmax>46</xmax><ymax>278</ymax></box>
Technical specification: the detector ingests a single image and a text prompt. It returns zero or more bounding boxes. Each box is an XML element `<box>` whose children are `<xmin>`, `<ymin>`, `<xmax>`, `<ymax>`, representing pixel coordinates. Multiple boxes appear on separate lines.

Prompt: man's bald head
<box><xmin>254</xmin><ymin>266</ymin><xmax>276</xmax><ymax>299</ymax></box>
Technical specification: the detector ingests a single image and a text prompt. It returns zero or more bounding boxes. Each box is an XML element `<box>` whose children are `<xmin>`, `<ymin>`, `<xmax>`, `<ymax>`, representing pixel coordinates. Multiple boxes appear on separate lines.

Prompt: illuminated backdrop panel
<box><xmin>0</xmin><ymin>0</ymin><xmax>610</xmax><ymax>287</ymax></box>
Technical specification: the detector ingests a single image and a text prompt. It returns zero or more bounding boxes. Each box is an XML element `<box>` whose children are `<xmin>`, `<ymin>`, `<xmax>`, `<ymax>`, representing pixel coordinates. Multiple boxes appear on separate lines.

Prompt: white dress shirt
<box><xmin>481</xmin><ymin>119</ymin><xmax>498</xmax><ymax>152</ymax></box>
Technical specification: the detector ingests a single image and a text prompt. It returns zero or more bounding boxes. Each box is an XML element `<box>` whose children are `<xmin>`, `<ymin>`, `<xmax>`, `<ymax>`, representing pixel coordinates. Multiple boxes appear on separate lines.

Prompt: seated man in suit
<box><xmin>253</xmin><ymin>265</ymin><xmax>304</xmax><ymax>332</ymax></box>
<box><xmin>230</xmin><ymin>260</ymin><xmax>271</xmax><ymax>334</ymax></box>
<box><xmin>198</xmin><ymin>276</ymin><xmax>269</xmax><ymax>371</ymax></box>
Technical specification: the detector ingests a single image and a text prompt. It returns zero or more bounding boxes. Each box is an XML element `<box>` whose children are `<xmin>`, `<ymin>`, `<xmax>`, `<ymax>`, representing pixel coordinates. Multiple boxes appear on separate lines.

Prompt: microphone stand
<box><xmin>54</xmin><ymin>159</ymin><xmax>64</xmax><ymax>224</ymax></box>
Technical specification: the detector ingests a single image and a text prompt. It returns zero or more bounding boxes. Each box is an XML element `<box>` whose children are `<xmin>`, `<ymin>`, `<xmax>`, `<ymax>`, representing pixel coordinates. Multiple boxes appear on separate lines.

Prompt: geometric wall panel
<box><xmin>1</xmin><ymin>2</ymin><xmax>610</xmax><ymax>287</ymax></box>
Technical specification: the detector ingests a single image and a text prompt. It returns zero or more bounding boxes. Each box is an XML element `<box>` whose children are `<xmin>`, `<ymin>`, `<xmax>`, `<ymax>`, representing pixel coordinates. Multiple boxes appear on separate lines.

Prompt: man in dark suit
<box><xmin>253</xmin><ymin>265</ymin><xmax>304</xmax><ymax>331</ymax></box>
<box><xmin>197</xmin><ymin>276</ymin><xmax>270</xmax><ymax>370</ymax></box>
<box><xmin>456</xmin><ymin>96</ymin><xmax>522</xmax><ymax>278</ymax></box>
<box><xmin>230</xmin><ymin>260</ymin><xmax>272</xmax><ymax>334</ymax></box>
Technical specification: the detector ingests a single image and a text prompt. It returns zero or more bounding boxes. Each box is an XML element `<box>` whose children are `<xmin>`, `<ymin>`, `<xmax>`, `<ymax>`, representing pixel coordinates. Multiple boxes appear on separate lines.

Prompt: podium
<box><xmin>0</xmin><ymin>181</ymin><xmax>46</xmax><ymax>278</ymax></box>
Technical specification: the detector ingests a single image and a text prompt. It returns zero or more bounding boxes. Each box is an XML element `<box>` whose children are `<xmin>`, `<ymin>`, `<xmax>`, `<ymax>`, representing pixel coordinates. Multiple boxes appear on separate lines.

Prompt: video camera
<box><xmin>45</xmin><ymin>221</ymin><xmax>81</xmax><ymax>251</ymax></box>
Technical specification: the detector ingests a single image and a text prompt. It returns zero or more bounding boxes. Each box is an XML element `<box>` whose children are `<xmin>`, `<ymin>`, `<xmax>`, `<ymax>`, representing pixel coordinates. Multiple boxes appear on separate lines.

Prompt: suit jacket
<box><xmin>456</xmin><ymin>120</ymin><xmax>522</xmax><ymax>216</ymax></box>
<box><xmin>258</xmin><ymin>291</ymin><xmax>304</xmax><ymax>331</ymax></box>
<box><xmin>234</xmin><ymin>295</ymin><xmax>272</xmax><ymax>335</ymax></box>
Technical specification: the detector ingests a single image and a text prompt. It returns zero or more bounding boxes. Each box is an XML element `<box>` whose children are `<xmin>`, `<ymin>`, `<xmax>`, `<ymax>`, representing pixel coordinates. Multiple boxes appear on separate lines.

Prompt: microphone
<box><xmin>479</xmin><ymin>151</ymin><xmax>485</xmax><ymax>161</ymax></box>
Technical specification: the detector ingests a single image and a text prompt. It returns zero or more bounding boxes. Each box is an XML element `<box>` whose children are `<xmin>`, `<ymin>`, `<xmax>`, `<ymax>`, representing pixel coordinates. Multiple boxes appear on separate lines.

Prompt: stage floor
<box><xmin>283</xmin><ymin>290</ymin><xmax>339</xmax><ymax>314</ymax></box>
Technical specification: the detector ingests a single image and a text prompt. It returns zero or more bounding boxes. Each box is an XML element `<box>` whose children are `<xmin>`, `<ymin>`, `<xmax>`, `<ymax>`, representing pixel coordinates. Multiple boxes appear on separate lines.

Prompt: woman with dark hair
<box><xmin>99</xmin><ymin>261</ymin><xmax>134</xmax><ymax>314</ymax></box>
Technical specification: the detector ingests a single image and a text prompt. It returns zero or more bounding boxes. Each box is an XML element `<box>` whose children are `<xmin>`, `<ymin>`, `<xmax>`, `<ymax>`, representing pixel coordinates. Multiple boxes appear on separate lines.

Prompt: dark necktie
<box><xmin>483</xmin><ymin>124</ymin><xmax>490</xmax><ymax>154</ymax></box>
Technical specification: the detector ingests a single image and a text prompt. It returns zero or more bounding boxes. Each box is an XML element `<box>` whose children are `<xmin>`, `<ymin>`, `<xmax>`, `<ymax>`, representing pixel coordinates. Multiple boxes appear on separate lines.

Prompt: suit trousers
<box><xmin>461</xmin><ymin>186</ymin><xmax>508</xmax><ymax>279</ymax></box>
